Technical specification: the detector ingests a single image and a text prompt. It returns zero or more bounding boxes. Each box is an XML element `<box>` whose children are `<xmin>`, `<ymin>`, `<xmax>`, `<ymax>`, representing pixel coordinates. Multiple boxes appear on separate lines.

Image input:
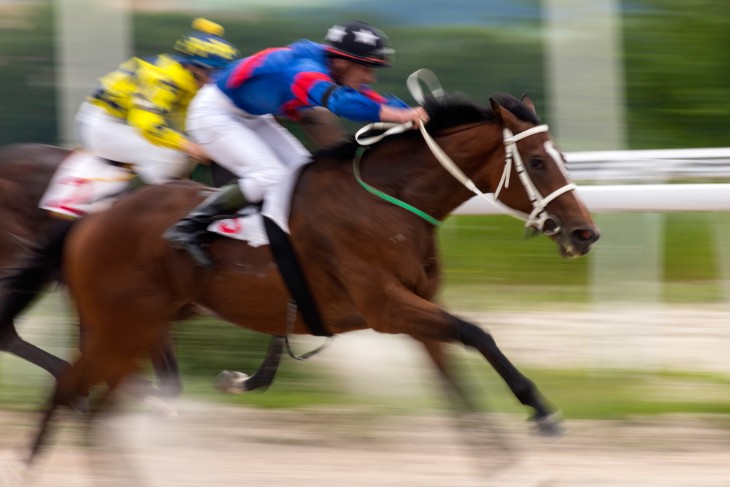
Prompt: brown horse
<box><xmin>29</xmin><ymin>92</ymin><xmax>599</xmax><ymax>461</ymax></box>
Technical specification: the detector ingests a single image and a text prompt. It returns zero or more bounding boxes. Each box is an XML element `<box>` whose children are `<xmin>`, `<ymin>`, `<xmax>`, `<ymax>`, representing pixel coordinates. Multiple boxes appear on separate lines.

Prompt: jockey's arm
<box><xmin>303</xmin><ymin>76</ymin><xmax>428</xmax><ymax>125</ymax></box>
<box><xmin>379</xmin><ymin>104</ymin><xmax>429</xmax><ymax>126</ymax></box>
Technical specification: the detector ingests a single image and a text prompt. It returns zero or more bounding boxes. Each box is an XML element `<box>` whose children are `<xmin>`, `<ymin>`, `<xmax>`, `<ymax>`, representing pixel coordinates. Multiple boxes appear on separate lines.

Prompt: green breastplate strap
<box><xmin>352</xmin><ymin>147</ymin><xmax>442</xmax><ymax>227</ymax></box>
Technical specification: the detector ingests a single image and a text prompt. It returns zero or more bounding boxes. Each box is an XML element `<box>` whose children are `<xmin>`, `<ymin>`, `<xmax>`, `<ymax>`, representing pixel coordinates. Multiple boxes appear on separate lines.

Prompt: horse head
<box><xmin>487</xmin><ymin>94</ymin><xmax>600</xmax><ymax>257</ymax></box>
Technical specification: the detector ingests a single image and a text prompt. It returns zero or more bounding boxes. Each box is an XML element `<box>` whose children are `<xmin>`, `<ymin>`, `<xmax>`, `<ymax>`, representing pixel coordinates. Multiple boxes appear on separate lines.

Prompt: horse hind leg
<box><xmin>0</xmin><ymin>287</ymin><xmax>70</xmax><ymax>379</ymax></box>
<box><xmin>28</xmin><ymin>333</ymin><xmax>149</xmax><ymax>465</ymax></box>
<box><xmin>0</xmin><ymin>222</ymin><xmax>74</xmax><ymax>378</ymax></box>
<box><xmin>0</xmin><ymin>324</ymin><xmax>70</xmax><ymax>378</ymax></box>
<box><xmin>215</xmin><ymin>335</ymin><xmax>284</xmax><ymax>393</ymax></box>
<box><xmin>27</xmin><ymin>355</ymin><xmax>91</xmax><ymax>465</ymax></box>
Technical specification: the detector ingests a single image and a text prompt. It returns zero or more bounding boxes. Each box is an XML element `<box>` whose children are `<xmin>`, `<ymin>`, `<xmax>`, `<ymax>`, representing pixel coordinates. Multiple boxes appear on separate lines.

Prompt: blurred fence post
<box><xmin>54</xmin><ymin>0</ymin><xmax>131</xmax><ymax>147</ymax></box>
<box><xmin>543</xmin><ymin>0</ymin><xmax>664</xmax><ymax>369</ymax></box>
<box><xmin>543</xmin><ymin>0</ymin><xmax>626</xmax><ymax>151</ymax></box>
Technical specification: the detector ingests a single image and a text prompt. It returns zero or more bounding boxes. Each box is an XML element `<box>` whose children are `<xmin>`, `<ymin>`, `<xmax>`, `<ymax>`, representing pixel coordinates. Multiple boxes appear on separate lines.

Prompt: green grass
<box><xmin>424</xmin><ymin>363</ymin><xmax>730</xmax><ymax>420</ymax></box>
<box><xmin>164</xmin><ymin>366</ymin><xmax>730</xmax><ymax>420</ymax></box>
<box><xmin>437</xmin><ymin>212</ymin><xmax>730</xmax><ymax>310</ymax></box>
<box><xmin>522</xmin><ymin>368</ymin><xmax>730</xmax><ymax>419</ymax></box>
<box><xmin>3</xmin><ymin>353</ymin><xmax>730</xmax><ymax>420</ymax></box>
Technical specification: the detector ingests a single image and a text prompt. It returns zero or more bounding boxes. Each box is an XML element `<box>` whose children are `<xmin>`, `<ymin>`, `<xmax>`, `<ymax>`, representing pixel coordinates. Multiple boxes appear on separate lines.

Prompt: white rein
<box><xmin>354</xmin><ymin>69</ymin><xmax>576</xmax><ymax>235</ymax></box>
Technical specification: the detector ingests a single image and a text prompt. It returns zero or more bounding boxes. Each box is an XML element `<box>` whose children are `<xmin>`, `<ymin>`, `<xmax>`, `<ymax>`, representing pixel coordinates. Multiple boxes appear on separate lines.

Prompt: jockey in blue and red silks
<box><xmin>164</xmin><ymin>20</ymin><xmax>429</xmax><ymax>266</ymax></box>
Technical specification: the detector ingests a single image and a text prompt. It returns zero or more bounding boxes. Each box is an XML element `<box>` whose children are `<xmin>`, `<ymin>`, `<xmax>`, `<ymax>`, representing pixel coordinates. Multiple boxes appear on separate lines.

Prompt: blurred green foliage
<box><xmin>623</xmin><ymin>0</ymin><xmax>730</xmax><ymax>148</ymax></box>
<box><xmin>0</xmin><ymin>4</ymin><xmax>56</xmax><ymax>145</ymax></box>
<box><xmin>2</xmin><ymin>2</ymin><xmax>730</xmax><ymax>148</ymax></box>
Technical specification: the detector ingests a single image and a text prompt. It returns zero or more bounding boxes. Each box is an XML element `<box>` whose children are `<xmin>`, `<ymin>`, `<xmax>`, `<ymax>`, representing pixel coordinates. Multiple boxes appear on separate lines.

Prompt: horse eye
<box><xmin>530</xmin><ymin>157</ymin><xmax>544</xmax><ymax>169</ymax></box>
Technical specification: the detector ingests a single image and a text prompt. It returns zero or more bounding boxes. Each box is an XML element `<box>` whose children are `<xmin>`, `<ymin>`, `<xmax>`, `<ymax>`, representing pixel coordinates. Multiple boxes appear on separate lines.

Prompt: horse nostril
<box><xmin>572</xmin><ymin>228</ymin><xmax>599</xmax><ymax>244</ymax></box>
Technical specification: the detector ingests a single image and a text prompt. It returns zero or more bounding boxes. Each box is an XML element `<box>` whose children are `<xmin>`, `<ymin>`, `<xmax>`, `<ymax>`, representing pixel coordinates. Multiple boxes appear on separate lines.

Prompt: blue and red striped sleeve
<box><xmin>226</xmin><ymin>47</ymin><xmax>287</xmax><ymax>89</ymax></box>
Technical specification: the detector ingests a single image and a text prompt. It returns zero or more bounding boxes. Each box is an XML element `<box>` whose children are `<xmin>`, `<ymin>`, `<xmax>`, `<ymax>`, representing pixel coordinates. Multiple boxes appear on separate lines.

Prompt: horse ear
<box><xmin>490</xmin><ymin>97</ymin><xmax>521</xmax><ymax>126</ymax></box>
<box><xmin>489</xmin><ymin>97</ymin><xmax>505</xmax><ymax>123</ymax></box>
<box><xmin>520</xmin><ymin>93</ymin><xmax>537</xmax><ymax>116</ymax></box>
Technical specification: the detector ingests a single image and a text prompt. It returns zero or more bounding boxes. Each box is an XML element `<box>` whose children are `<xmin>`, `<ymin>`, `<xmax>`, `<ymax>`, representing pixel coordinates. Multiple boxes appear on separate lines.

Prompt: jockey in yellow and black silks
<box><xmin>77</xmin><ymin>17</ymin><xmax>239</xmax><ymax>184</ymax></box>
<box><xmin>40</xmin><ymin>18</ymin><xmax>238</xmax><ymax>219</ymax></box>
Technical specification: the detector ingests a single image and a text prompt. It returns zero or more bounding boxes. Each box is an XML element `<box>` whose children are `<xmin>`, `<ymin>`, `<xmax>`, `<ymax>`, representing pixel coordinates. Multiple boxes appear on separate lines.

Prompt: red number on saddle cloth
<box><xmin>45</xmin><ymin>176</ymin><xmax>94</xmax><ymax>216</ymax></box>
<box><xmin>219</xmin><ymin>218</ymin><xmax>243</xmax><ymax>234</ymax></box>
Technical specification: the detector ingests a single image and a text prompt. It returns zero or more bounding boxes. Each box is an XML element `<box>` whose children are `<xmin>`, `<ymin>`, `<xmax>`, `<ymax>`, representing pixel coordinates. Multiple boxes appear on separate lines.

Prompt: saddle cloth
<box><xmin>39</xmin><ymin>150</ymin><xmax>134</xmax><ymax>219</ymax></box>
<box><xmin>208</xmin><ymin>165</ymin><xmax>305</xmax><ymax>246</ymax></box>
<box><xmin>41</xmin><ymin>149</ymin><xmax>301</xmax><ymax>246</ymax></box>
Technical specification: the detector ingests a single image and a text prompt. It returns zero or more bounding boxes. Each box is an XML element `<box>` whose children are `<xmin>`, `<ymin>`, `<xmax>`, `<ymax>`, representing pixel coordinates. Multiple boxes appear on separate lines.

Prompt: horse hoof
<box><xmin>532</xmin><ymin>412</ymin><xmax>564</xmax><ymax>437</ymax></box>
<box><xmin>214</xmin><ymin>370</ymin><xmax>251</xmax><ymax>394</ymax></box>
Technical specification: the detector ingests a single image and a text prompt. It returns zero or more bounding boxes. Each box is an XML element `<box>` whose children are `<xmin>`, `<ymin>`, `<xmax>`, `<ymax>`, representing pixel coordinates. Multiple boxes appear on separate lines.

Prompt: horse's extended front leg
<box><xmin>353</xmin><ymin>282</ymin><xmax>560</xmax><ymax>435</ymax></box>
<box><xmin>451</xmin><ymin>314</ymin><xmax>562</xmax><ymax>435</ymax></box>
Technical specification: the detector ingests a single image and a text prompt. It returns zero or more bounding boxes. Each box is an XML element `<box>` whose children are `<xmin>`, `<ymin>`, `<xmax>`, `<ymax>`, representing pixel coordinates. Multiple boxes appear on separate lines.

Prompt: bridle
<box><xmin>496</xmin><ymin>125</ymin><xmax>577</xmax><ymax>235</ymax></box>
<box><xmin>354</xmin><ymin>69</ymin><xmax>577</xmax><ymax>235</ymax></box>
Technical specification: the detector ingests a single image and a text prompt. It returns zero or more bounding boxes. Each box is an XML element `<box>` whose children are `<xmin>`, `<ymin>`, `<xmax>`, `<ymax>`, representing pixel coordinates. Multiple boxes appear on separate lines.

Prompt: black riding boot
<box><xmin>164</xmin><ymin>183</ymin><xmax>247</xmax><ymax>267</ymax></box>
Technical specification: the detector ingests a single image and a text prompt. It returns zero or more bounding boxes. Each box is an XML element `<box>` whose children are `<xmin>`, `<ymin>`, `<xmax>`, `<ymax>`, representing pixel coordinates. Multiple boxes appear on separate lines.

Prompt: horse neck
<box><xmin>367</xmin><ymin>123</ymin><xmax>504</xmax><ymax>222</ymax></box>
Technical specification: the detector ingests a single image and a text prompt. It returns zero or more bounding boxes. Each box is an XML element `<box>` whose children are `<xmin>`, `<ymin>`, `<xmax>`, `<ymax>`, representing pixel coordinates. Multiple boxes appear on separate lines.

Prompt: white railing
<box><xmin>456</xmin><ymin>183</ymin><xmax>730</xmax><ymax>215</ymax></box>
<box><xmin>455</xmin><ymin>147</ymin><xmax>730</xmax><ymax>215</ymax></box>
<box><xmin>566</xmin><ymin>147</ymin><xmax>730</xmax><ymax>183</ymax></box>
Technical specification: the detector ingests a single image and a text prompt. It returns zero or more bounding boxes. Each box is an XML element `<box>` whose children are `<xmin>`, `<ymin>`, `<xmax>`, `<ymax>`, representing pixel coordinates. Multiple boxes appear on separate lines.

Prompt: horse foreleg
<box><xmin>349</xmin><ymin>280</ymin><xmax>560</xmax><ymax>434</ymax></box>
<box><xmin>420</xmin><ymin>338</ymin><xmax>519</xmax><ymax>465</ymax></box>
<box><xmin>452</xmin><ymin>315</ymin><xmax>562</xmax><ymax>436</ymax></box>
<box><xmin>419</xmin><ymin>339</ymin><xmax>478</xmax><ymax>413</ymax></box>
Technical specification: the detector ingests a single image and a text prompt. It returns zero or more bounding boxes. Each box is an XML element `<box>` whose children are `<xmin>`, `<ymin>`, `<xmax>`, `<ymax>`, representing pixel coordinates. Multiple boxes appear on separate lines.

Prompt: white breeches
<box><xmin>75</xmin><ymin>102</ymin><xmax>193</xmax><ymax>184</ymax></box>
<box><xmin>186</xmin><ymin>84</ymin><xmax>311</xmax><ymax>203</ymax></box>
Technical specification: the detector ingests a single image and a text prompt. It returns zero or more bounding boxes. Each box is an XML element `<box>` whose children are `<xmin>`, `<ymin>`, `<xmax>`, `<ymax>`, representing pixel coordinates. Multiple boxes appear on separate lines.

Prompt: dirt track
<box><xmin>2</xmin><ymin>303</ymin><xmax>730</xmax><ymax>486</ymax></box>
<box><xmin>1</xmin><ymin>401</ymin><xmax>729</xmax><ymax>487</ymax></box>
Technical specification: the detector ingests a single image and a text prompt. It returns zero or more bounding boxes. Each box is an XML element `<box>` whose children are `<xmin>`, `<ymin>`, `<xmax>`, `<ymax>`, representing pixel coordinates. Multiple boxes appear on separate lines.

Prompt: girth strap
<box><xmin>262</xmin><ymin>216</ymin><xmax>331</xmax><ymax>337</ymax></box>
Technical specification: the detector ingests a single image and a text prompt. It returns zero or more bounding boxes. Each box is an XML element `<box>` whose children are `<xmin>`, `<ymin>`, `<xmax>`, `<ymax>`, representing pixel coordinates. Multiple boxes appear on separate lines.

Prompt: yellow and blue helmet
<box><xmin>175</xmin><ymin>18</ymin><xmax>239</xmax><ymax>70</ymax></box>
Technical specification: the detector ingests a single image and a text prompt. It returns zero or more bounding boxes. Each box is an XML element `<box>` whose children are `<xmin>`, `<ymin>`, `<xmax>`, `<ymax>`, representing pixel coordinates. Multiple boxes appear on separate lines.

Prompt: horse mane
<box><xmin>314</xmin><ymin>91</ymin><xmax>540</xmax><ymax>161</ymax></box>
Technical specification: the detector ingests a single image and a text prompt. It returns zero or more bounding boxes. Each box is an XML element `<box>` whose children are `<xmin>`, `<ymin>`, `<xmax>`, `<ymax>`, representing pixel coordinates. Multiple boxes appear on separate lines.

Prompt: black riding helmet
<box><xmin>324</xmin><ymin>20</ymin><xmax>394</xmax><ymax>68</ymax></box>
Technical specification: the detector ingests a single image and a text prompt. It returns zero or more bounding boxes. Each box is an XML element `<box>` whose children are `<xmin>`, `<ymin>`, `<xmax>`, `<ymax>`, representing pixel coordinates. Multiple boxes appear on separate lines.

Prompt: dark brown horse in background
<box><xmin>0</xmin><ymin>144</ymin><xmax>73</xmax><ymax>377</ymax></box>
<box><xmin>29</xmin><ymin>92</ymin><xmax>599</xmax><ymax>461</ymax></box>
<box><xmin>0</xmin><ymin>144</ymin><xmax>222</xmax><ymax>397</ymax></box>
<box><xmin>0</xmin><ymin>111</ymin><xmax>344</xmax><ymax>391</ymax></box>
